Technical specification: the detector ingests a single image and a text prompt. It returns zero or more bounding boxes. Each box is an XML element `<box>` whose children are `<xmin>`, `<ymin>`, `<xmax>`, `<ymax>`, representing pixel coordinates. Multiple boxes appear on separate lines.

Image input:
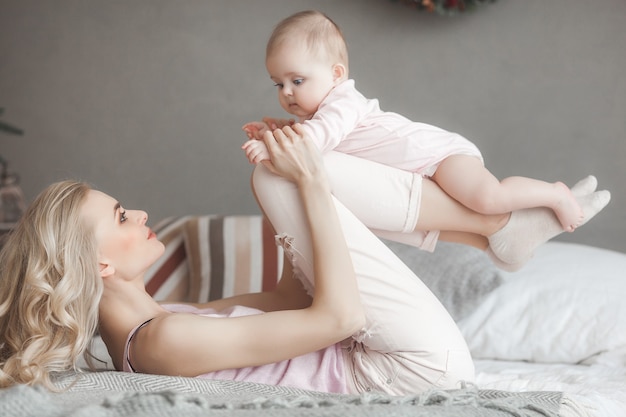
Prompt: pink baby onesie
<box><xmin>301</xmin><ymin>79</ymin><xmax>483</xmax><ymax>177</ymax></box>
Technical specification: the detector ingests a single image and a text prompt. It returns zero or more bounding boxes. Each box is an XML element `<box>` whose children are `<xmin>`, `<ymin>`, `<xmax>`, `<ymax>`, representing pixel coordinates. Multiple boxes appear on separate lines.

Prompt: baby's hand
<box><xmin>262</xmin><ymin>117</ymin><xmax>295</xmax><ymax>130</ymax></box>
<box><xmin>242</xmin><ymin>121</ymin><xmax>269</xmax><ymax>140</ymax></box>
<box><xmin>242</xmin><ymin>138</ymin><xmax>270</xmax><ymax>164</ymax></box>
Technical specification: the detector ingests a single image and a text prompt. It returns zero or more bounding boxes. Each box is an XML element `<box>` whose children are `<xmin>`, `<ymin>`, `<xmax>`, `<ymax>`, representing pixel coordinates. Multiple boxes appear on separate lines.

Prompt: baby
<box><xmin>243</xmin><ymin>10</ymin><xmax>583</xmax><ymax>236</ymax></box>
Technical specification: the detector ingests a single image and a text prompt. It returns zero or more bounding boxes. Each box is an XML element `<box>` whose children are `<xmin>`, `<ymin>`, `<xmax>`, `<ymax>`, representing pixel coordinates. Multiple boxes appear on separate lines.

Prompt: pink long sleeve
<box><xmin>300</xmin><ymin>79</ymin><xmax>380</xmax><ymax>152</ymax></box>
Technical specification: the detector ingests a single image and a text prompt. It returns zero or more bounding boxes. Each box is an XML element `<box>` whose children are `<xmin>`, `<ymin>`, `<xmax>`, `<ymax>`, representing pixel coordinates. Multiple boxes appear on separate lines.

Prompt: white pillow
<box><xmin>458</xmin><ymin>242</ymin><xmax>626</xmax><ymax>365</ymax></box>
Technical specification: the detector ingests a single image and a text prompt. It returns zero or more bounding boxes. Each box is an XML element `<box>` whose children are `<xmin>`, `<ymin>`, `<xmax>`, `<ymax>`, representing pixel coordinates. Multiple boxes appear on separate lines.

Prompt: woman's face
<box><xmin>81</xmin><ymin>190</ymin><xmax>164</xmax><ymax>280</ymax></box>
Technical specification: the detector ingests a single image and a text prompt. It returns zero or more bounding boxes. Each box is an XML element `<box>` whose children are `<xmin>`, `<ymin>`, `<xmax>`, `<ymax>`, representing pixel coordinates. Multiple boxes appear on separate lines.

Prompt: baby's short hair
<box><xmin>266</xmin><ymin>10</ymin><xmax>349</xmax><ymax>72</ymax></box>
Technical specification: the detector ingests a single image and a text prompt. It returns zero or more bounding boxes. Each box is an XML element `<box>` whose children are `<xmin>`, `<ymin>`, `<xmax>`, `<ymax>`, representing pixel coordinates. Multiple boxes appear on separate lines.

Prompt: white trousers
<box><xmin>252</xmin><ymin>152</ymin><xmax>475</xmax><ymax>396</ymax></box>
<box><xmin>323</xmin><ymin>151</ymin><xmax>440</xmax><ymax>251</ymax></box>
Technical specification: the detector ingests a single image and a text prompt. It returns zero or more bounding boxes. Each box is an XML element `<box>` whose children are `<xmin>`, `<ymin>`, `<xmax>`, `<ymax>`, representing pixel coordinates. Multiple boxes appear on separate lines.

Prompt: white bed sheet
<box><xmin>475</xmin><ymin>359</ymin><xmax>626</xmax><ymax>417</ymax></box>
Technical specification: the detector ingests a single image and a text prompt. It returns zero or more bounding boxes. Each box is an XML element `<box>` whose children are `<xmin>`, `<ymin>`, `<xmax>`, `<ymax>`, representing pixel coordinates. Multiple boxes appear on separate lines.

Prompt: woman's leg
<box><xmin>252</xmin><ymin>164</ymin><xmax>474</xmax><ymax>395</ymax></box>
<box><xmin>324</xmin><ymin>151</ymin><xmax>609</xmax><ymax>266</ymax></box>
<box><xmin>323</xmin><ymin>152</ymin><xmax>504</xmax><ymax>251</ymax></box>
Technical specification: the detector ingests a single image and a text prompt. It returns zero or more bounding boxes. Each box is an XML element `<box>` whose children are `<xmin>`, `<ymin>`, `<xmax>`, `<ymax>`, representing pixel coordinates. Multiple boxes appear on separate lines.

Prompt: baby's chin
<box><xmin>283</xmin><ymin>103</ymin><xmax>308</xmax><ymax>120</ymax></box>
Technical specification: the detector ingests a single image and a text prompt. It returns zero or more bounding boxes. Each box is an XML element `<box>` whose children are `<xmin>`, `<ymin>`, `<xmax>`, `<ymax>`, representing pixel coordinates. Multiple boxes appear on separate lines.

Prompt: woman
<box><xmin>0</xmin><ymin>124</ymin><xmax>609</xmax><ymax>394</ymax></box>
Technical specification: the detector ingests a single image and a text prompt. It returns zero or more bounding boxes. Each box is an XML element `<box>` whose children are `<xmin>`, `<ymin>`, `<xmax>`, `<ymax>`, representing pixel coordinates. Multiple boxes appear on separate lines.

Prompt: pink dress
<box><xmin>123</xmin><ymin>303</ymin><xmax>349</xmax><ymax>393</ymax></box>
<box><xmin>301</xmin><ymin>79</ymin><xmax>483</xmax><ymax>177</ymax></box>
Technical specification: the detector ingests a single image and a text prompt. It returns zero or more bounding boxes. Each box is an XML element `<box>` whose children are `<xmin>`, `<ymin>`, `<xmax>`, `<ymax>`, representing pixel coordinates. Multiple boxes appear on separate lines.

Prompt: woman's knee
<box><xmin>251</xmin><ymin>165</ymin><xmax>293</xmax><ymax>210</ymax></box>
<box><xmin>435</xmin><ymin>349</ymin><xmax>476</xmax><ymax>389</ymax></box>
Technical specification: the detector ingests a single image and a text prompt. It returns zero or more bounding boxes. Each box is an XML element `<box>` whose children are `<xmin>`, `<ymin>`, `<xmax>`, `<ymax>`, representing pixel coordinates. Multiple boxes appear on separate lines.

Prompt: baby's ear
<box><xmin>332</xmin><ymin>63</ymin><xmax>347</xmax><ymax>83</ymax></box>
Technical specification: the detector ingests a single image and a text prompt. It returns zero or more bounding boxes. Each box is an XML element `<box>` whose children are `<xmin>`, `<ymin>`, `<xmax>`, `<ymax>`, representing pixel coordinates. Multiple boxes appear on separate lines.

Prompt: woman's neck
<box><xmin>97</xmin><ymin>276</ymin><xmax>167</xmax><ymax>370</ymax></box>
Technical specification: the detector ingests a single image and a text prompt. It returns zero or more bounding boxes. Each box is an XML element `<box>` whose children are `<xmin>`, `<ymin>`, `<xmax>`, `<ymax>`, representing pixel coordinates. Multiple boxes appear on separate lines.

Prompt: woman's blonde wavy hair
<box><xmin>0</xmin><ymin>180</ymin><xmax>103</xmax><ymax>390</ymax></box>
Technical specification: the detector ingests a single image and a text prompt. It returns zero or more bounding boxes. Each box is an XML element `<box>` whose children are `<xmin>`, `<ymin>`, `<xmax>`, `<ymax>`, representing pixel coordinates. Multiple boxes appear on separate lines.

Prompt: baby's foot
<box><xmin>485</xmin><ymin>246</ymin><xmax>531</xmax><ymax>272</ymax></box>
<box><xmin>553</xmin><ymin>182</ymin><xmax>584</xmax><ymax>232</ymax></box>
<box><xmin>486</xmin><ymin>175</ymin><xmax>600</xmax><ymax>270</ymax></box>
<box><xmin>488</xmin><ymin>189</ymin><xmax>611</xmax><ymax>265</ymax></box>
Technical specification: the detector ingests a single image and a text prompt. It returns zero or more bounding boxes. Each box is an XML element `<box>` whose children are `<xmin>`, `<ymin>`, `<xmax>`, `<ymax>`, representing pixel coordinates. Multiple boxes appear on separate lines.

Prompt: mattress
<box><xmin>475</xmin><ymin>359</ymin><xmax>626</xmax><ymax>417</ymax></box>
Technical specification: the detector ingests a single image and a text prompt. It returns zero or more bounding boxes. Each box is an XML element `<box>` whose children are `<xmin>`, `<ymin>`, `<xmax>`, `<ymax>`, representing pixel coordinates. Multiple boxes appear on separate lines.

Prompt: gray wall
<box><xmin>1</xmin><ymin>0</ymin><xmax>625</xmax><ymax>252</ymax></box>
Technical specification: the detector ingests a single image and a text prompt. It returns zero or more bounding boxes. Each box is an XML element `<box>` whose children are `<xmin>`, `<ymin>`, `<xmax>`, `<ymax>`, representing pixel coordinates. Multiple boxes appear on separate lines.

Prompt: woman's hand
<box><xmin>260</xmin><ymin>124</ymin><xmax>327</xmax><ymax>187</ymax></box>
<box><xmin>242</xmin><ymin>121</ymin><xmax>269</xmax><ymax>140</ymax></box>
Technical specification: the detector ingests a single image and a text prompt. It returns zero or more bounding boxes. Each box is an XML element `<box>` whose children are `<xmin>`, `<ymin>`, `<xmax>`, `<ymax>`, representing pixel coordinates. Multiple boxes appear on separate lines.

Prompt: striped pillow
<box><xmin>144</xmin><ymin>216</ymin><xmax>191</xmax><ymax>301</ymax></box>
<box><xmin>144</xmin><ymin>215</ymin><xmax>283</xmax><ymax>303</ymax></box>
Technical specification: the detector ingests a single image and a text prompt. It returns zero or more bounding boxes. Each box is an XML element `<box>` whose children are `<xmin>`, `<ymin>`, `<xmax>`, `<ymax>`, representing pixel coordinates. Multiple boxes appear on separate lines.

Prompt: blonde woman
<box><xmin>0</xmin><ymin>125</ymin><xmax>608</xmax><ymax>394</ymax></box>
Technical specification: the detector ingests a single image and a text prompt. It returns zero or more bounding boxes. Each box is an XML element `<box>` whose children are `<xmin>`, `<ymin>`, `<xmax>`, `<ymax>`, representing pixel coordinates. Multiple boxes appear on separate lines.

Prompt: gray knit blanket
<box><xmin>0</xmin><ymin>370</ymin><xmax>589</xmax><ymax>417</ymax></box>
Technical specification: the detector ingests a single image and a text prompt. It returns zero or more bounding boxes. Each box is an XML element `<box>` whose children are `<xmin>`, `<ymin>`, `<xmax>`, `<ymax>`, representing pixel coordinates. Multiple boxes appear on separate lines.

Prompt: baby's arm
<box><xmin>300</xmin><ymin>81</ymin><xmax>367</xmax><ymax>153</ymax></box>
<box><xmin>242</xmin><ymin>121</ymin><xmax>269</xmax><ymax>140</ymax></box>
<box><xmin>242</xmin><ymin>118</ymin><xmax>295</xmax><ymax>141</ymax></box>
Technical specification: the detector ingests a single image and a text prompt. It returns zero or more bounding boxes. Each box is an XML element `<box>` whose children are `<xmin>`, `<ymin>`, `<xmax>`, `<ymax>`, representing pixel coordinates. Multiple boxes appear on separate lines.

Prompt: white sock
<box><xmin>488</xmin><ymin>189</ymin><xmax>611</xmax><ymax>265</ymax></box>
<box><xmin>485</xmin><ymin>246</ymin><xmax>530</xmax><ymax>272</ymax></box>
<box><xmin>571</xmin><ymin>175</ymin><xmax>597</xmax><ymax>197</ymax></box>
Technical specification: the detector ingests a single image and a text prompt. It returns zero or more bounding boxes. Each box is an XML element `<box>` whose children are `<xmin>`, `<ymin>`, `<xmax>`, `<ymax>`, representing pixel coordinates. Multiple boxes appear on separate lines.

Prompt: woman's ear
<box><xmin>99</xmin><ymin>261</ymin><xmax>115</xmax><ymax>278</ymax></box>
<box><xmin>332</xmin><ymin>63</ymin><xmax>347</xmax><ymax>84</ymax></box>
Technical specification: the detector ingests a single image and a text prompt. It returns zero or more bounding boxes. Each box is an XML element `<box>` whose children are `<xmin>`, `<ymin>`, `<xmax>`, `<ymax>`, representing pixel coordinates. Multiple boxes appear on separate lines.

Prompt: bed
<box><xmin>1</xmin><ymin>214</ymin><xmax>624</xmax><ymax>417</ymax></box>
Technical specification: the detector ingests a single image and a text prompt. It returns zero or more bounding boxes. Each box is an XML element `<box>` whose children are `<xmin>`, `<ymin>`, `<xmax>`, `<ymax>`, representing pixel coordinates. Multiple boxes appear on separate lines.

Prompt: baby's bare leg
<box><xmin>432</xmin><ymin>155</ymin><xmax>584</xmax><ymax>232</ymax></box>
<box><xmin>416</xmin><ymin>177</ymin><xmax>508</xmax><ymax>236</ymax></box>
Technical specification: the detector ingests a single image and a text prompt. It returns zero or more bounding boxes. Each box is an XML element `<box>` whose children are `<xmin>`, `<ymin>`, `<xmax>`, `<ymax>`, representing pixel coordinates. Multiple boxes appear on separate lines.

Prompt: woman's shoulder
<box><xmin>134</xmin><ymin>304</ymin><xmax>265</xmax><ymax>352</ymax></box>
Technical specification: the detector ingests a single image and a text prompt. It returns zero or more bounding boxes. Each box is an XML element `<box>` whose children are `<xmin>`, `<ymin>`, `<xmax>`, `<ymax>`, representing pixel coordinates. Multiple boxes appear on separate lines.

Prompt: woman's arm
<box><xmin>185</xmin><ymin>259</ymin><xmax>312</xmax><ymax>312</ymax></box>
<box><xmin>132</xmin><ymin>125</ymin><xmax>365</xmax><ymax>377</ymax></box>
<box><xmin>273</xmin><ymin>125</ymin><xmax>364</xmax><ymax>330</ymax></box>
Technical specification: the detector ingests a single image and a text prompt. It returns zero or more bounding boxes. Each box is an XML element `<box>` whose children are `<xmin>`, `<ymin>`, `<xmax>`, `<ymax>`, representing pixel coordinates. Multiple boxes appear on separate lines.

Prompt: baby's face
<box><xmin>266</xmin><ymin>42</ymin><xmax>339</xmax><ymax>120</ymax></box>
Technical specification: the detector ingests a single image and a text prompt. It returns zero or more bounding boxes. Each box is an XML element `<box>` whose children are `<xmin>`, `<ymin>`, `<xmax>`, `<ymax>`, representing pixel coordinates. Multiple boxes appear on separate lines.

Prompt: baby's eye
<box><xmin>273</xmin><ymin>83</ymin><xmax>284</xmax><ymax>89</ymax></box>
<box><xmin>120</xmin><ymin>210</ymin><xmax>128</xmax><ymax>223</ymax></box>
<box><xmin>293</xmin><ymin>79</ymin><xmax>304</xmax><ymax>86</ymax></box>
